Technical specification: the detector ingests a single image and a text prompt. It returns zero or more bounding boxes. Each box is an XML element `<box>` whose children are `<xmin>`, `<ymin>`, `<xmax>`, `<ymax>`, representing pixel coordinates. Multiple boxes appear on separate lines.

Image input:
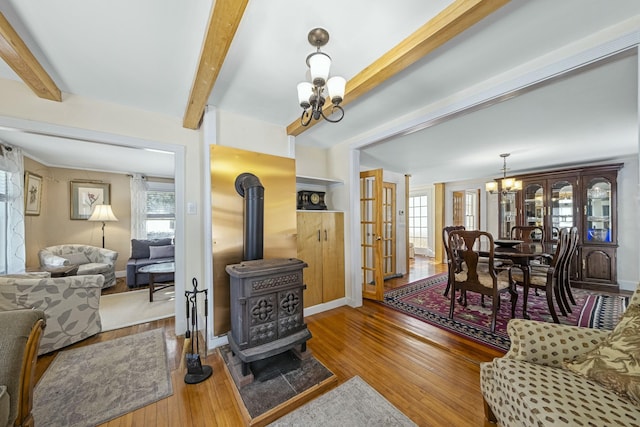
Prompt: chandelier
<box><xmin>485</xmin><ymin>153</ymin><xmax>522</xmax><ymax>194</ymax></box>
<box><xmin>297</xmin><ymin>28</ymin><xmax>346</xmax><ymax>126</ymax></box>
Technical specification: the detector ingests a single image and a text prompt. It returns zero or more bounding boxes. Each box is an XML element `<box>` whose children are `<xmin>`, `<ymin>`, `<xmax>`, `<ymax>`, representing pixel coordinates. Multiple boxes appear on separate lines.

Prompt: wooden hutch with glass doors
<box><xmin>496</xmin><ymin>163</ymin><xmax>622</xmax><ymax>292</ymax></box>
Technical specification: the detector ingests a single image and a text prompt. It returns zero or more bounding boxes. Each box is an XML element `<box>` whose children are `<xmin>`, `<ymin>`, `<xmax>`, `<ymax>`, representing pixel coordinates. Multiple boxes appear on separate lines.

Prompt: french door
<box><xmin>360</xmin><ymin>169</ymin><xmax>384</xmax><ymax>300</ymax></box>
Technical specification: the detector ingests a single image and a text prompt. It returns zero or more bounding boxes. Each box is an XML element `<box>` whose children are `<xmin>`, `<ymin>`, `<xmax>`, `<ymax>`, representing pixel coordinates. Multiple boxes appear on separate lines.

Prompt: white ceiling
<box><xmin>0</xmin><ymin>0</ymin><xmax>638</xmax><ymax>183</ymax></box>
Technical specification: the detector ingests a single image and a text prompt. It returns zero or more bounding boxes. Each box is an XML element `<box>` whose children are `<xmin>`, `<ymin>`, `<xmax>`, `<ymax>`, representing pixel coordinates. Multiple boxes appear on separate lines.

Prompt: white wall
<box><xmin>0</xmin><ymin>79</ymin><xmax>200</xmax><ymax>333</ymax></box>
<box><xmin>616</xmin><ymin>156</ymin><xmax>639</xmax><ymax>291</ymax></box>
<box><xmin>216</xmin><ymin>109</ymin><xmax>290</xmax><ymax>157</ymax></box>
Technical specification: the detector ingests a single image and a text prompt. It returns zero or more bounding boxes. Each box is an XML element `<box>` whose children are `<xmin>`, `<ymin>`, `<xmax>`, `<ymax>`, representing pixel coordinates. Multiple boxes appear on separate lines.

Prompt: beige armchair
<box><xmin>38</xmin><ymin>244</ymin><xmax>118</xmax><ymax>288</ymax></box>
<box><xmin>481</xmin><ymin>286</ymin><xmax>640</xmax><ymax>426</ymax></box>
<box><xmin>0</xmin><ymin>309</ymin><xmax>45</xmax><ymax>427</ymax></box>
<box><xmin>0</xmin><ymin>273</ymin><xmax>103</xmax><ymax>355</ymax></box>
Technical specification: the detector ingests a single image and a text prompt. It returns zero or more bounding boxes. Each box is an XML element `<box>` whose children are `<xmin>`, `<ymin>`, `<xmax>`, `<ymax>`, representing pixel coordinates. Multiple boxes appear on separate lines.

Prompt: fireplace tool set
<box><xmin>183</xmin><ymin>278</ymin><xmax>212</xmax><ymax>384</ymax></box>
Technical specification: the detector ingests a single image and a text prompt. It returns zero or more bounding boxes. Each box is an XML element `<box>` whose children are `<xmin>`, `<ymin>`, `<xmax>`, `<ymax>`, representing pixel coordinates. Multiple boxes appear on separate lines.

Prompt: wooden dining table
<box><xmin>478</xmin><ymin>241</ymin><xmax>556</xmax><ymax>320</ymax></box>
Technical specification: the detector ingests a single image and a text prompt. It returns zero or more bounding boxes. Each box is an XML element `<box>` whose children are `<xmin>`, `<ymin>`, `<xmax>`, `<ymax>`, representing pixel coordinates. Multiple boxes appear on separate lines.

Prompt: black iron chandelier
<box><xmin>297</xmin><ymin>28</ymin><xmax>346</xmax><ymax>126</ymax></box>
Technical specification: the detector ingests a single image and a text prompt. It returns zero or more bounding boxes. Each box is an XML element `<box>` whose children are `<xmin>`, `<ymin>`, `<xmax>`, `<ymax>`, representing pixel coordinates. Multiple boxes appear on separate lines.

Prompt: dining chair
<box><xmin>511</xmin><ymin>225</ymin><xmax>548</xmax><ymax>285</ymax></box>
<box><xmin>446</xmin><ymin>230</ymin><xmax>517</xmax><ymax>333</ymax></box>
<box><xmin>510</xmin><ymin>225</ymin><xmax>545</xmax><ymax>243</ymax></box>
<box><xmin>559</xmin><ymin>226</ymin><xmax>579</xmax><ymax>309</ymax></box>
<box><xmin>442</xmin><ymin>225</ymin><xmax>465</xmax><ymax>298</ymax></box>
<box><xmin>509</xmin><ymin>228</ymin><xmax>571</xmax><ymax>323</ymax></box>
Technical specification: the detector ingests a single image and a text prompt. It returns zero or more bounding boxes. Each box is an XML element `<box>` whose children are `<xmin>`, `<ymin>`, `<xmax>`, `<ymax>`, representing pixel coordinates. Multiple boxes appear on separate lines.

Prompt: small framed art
<box><xmin>70</xmin><ymin>181</ymin><xmax>111</xmax><ymax>220</ymax></box>
<box><xmin>25</xmin><ymin>172</ymin><xmax>43</xmax><ymax>216</ymax></box>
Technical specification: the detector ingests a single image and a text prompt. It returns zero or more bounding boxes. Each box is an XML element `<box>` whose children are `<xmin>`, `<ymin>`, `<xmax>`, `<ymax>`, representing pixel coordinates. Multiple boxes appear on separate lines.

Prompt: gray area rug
<box><xmin>33</xmin><ymin>328</ymin><xmax>173</xmax><ymax>427</ymax></box>
<box><xmin>269</xmin><ymin>376</ymin><xmax>416</xmax><ymax>426</ymax></box>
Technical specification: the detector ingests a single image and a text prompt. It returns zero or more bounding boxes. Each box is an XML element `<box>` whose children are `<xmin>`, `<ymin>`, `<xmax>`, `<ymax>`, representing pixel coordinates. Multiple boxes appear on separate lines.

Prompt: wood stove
<box><xmin>226</xmin><ymin>258</ymin><xmax>311</xmax><ymax>376</ymax></box>
<box><xmin>226</xmin><ymin>172</ymin><xmax>311</xmax><ymax>378</ymax></box>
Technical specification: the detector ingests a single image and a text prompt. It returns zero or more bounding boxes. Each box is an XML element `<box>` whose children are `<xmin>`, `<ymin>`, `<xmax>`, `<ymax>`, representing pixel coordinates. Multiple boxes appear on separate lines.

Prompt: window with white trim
<box><xmin>145</xmin><ymin>181</ymin><xmax>175</xmax><ymax>240</ymax></box>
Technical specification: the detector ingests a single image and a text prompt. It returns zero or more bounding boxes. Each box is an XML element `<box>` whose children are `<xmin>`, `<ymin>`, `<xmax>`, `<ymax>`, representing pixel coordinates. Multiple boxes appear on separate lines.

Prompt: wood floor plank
<box><xmin>34</xmin><ymin>258</ymin><xmax>528</xmax><ymax>426</ymax></box>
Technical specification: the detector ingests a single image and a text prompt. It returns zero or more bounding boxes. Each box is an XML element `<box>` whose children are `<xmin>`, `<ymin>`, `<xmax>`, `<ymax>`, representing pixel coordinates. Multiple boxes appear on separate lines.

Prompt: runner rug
<box><xmin>33</xmin><ymin>329</ymin><xmax>172</xmax><ymax>427</ymax></box>
<box><xmin>383</xmin><ymin>273</ymin><xmax>629</xmax><ymax>351</ymax></box>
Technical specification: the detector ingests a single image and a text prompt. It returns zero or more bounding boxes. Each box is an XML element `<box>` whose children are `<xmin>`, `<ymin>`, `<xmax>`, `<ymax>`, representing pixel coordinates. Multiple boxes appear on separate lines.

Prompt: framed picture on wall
<box><xmin>25</xmin><ymin>172</ymin><xmax>43</xmax><ymax>216</ymax></box>
<box><xmin>70</xmin><ymin>181</ymin><xmax>110</xmax><ymax>220</ymax></box>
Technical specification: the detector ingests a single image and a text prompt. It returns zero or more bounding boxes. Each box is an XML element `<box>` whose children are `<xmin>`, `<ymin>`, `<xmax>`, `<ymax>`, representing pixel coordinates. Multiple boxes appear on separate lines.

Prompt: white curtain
<box><xmin>130</xmin><ymin>173</ymin><xmax>147</xmax><ymax>239</ymax></box>
<box><xmin>0</xmin><ymin>145</ymin><xmax>26</xmax><ymax>273</ymax></box>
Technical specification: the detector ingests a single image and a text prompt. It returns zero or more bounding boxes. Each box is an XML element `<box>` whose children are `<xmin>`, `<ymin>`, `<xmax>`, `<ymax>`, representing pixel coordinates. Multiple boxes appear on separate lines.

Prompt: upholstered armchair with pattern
<box><xmin>481</xmin><ymin>286</ymin><xmax>640</xmax><ymax>426</ymax></box>
<box><xmin>0</xmin><ymin>273</ymin><xmax>103</xmax><ymax>355</ymax></box>
<box><xmin>38</xmin><ymin>244</ymin><xmax>118</xmax><ymax>288</ymax></box>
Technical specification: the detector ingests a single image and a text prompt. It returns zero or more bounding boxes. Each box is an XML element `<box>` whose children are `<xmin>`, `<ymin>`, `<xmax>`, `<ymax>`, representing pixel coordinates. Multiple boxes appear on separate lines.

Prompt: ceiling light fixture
<box><xmin>297</xmin><ymin>28</ymin><xmax>346</xmax><ymax>127</ymax></box>
<box><xmin>485</xmin><ymin>153</ymin><xmax>522</xmax><ymax>195</ymax></box>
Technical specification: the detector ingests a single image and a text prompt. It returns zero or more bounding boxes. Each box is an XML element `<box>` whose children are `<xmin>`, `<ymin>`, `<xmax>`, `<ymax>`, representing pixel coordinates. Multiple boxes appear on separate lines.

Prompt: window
<box><xmin>409</xmin><ymin>194</ymin><xmax>429</xmax><ymax>250</ymax></box>
<box><xmin>145</xmin><ymin>182</ymin><xmax>175</xmax><ymax>240</ymax></box>
<box><xmin>465</xmin><ymin>191</ymin><xmax>478</xmax><ymax>230</ymax></box>
<box><xmin>0</xmin><ymin>171</ymin><xmax>7</xmax><ymax>274</ymax></box>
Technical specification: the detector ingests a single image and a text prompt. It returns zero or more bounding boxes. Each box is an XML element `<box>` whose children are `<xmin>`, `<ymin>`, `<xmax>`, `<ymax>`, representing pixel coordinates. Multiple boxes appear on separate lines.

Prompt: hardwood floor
<box><xmin>35</xmin><ymin>256</ymin><xmax>499</xmax><ymax>426</ymax></box>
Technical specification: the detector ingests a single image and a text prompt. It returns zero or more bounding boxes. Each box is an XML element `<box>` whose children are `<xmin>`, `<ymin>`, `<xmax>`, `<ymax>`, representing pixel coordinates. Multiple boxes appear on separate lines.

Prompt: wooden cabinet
<box><xmin>498</xmin><ymin>164</ymin><xmax>622</xmax><ymax>291</ymax></box>
<box><xmin>296</xmin><ymin>211</ymin><xmax>345</xmax><ymax>307</ymax></box>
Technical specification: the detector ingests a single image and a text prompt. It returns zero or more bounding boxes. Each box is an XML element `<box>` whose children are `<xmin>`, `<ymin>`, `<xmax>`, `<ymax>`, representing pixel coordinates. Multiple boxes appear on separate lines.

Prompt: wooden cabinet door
<box><xmin>580</xmin><ymin>246</ymin><xmax>617</xmax><ymax>284</ymax></box>
<box><xmin>321</xmin><ymin>212</ymin><xmax>345</xmax><ymax>302</ymax></box>
<box><xmin>297</xmin><ymin>211</ymin><xmax>345</xmax><ymax>307</ymax></box>
<box><xmin>297</xmin><ymin>212</ymin><xmax>324</xmax><ymax>307</ymax></box>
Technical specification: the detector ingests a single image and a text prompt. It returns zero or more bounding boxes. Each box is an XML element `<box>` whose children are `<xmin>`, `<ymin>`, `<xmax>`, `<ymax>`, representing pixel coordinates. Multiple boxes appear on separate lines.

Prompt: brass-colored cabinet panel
<box><xmin>211</xmin><ymin>146</ymin><xmax>297</xmax><ymax>336</ymax></box>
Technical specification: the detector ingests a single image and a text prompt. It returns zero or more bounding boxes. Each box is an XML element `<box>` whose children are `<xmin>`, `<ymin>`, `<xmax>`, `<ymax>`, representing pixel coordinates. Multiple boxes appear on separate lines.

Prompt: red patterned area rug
<box><xmin>383</xmin><ymin>273</ymin><xmax>629</xmax><ymax>352</ymax></box>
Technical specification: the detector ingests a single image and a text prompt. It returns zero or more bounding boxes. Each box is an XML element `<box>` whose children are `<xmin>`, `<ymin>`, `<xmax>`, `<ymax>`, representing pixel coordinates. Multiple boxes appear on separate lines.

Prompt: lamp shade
<box><xmin>297</xmin><ymin>82</ymin><xmax>313</xmax><ymax>108</ymax></box>
<box><xmin>485</xmin><ymin>181</ymin><xmax>498</xmax><ymax>193</ymax></box>
<box><xmin>307</xmin><ymin>51</ymin><xmax>331</xmax><ymax>86</ymax></box>
<box><xmin>327</xmin><ymin>76</ymin><xmax>346</xmax><ymax>104</ymax></box>
<box><xmin>88</xmin><ymin>204</ymin><xmax>118</xmax><ymax>222</ymax></box>
<box><xmin>502</xmin><ymin>178</ymin><xmax>523</xmax><ymax>192</ymax></box>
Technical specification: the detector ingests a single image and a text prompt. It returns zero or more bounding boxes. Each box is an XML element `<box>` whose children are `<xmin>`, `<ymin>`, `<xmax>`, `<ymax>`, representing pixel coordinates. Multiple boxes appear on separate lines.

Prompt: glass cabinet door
<box><xmin>499</xmin><ymin>192</ymin><xmax>517</xmax><ymax>239</ymax></box>
<box><xmin>523</xmin><ymin>183</ymin><xmax>544</xmax><ymax>228</ymax></box>
<box><xmin>550</xmin><ymin>180</ymin><xmax>574</xmax><ymax>241</ymax></box>
<box><xmin>585</xmin><ymin>177</ymin><xmax>612</xmax><ymax>243</ymax></box>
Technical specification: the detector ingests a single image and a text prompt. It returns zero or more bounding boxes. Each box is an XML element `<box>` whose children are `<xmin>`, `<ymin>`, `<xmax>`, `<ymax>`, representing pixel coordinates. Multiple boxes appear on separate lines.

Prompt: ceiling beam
<box><xmin>0</xmin><ymin>13</ymin><xmax>61</xmax><ymax>102</ymax></box>
<box><xmin>183</xmin><ymin>0</ymin><xmax>249</xmax><ymax>129</ymax></box>
<box><xmin>286</xmin><ymin>0</ymin><xmax>510</xmax><ymax>137</ymax></box>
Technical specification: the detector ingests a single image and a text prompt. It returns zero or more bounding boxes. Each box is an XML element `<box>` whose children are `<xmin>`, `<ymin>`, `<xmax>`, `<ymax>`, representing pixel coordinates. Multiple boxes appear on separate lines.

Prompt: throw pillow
<box><xmin>62</xmin><ymin>253</ymin><xmax>90</xmax><ymax>265</ymax></box>
<box><xmin>131</xmin><ymin>238</ymin><xmax>172</xmax><ymax>259</ymax></box>
<box><xmin>565</xmin><ymin>303</ymin><xmax>640</xmax><ymax>405</ymax></box>
<box><xmin>149</xmin><ymin>245</ymin><xmax>174</xmax><ymax>259</ymax></box>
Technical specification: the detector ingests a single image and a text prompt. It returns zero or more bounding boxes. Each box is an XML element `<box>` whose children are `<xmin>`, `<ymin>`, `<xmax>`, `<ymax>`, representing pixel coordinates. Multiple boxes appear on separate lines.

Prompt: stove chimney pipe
<box><xmin>235</xmin><ymin>173</ymin><xmax>264</xmax><ymax>261</ymax></box>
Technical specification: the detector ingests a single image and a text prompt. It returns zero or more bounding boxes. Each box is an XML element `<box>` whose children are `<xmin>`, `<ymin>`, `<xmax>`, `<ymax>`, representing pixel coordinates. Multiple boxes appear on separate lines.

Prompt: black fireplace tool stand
<box><xmin>184</xmin><ymin>278</ymin><xmax>213</xmax><ymax>384</ymax></box>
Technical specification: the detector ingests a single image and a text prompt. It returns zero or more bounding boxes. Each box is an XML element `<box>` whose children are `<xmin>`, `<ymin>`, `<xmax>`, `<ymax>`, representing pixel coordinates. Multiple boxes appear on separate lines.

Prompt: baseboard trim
<box><xmin>303</xmin><ymin>298</ymin><xmax>347</xmax><ymax>317</ymax></box>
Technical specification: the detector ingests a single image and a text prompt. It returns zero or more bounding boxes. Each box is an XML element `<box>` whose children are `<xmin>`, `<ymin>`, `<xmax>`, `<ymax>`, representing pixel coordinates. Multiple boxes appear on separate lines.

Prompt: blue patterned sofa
<box><xmin>0</xmin><ymin>273</ymin><xmax>103</xmax><ymax>355</ymax></box>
